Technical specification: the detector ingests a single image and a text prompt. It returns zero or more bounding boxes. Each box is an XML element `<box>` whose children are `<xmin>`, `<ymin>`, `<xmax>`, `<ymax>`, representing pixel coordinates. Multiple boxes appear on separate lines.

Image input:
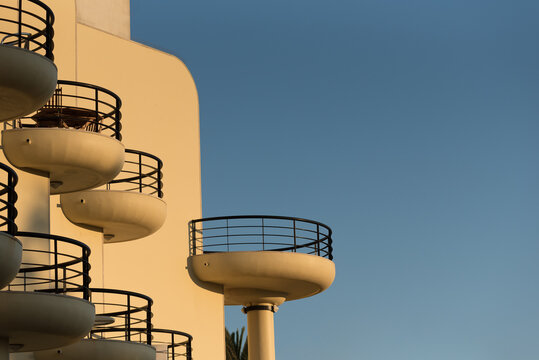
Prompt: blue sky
<box><xmin>131</xmin><ymin>1</ymin><xmax>539</xmax><ymax>359</ymax></box>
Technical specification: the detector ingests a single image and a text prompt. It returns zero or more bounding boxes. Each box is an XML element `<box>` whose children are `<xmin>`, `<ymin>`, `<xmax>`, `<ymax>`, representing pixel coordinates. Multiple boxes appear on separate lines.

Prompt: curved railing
<box><xmin>89</xmin><ymin>288</ymin><xmax>153</xmax><ymax>344</ymax></box>
<box><xmin>189</xmin><ymin>215</ymin><xmax>333</xmax><ymax>260</ymax></box>
<box><xmin>151</xmin><ymin>329</ymin><xmax>193</xmax><ymax>360</ymax></box>
<box><xmin>0</xmin><ymin>163</ymin><xmax>18</xmax><ymax>235</ymax></box>
<box><xmin>5</xmin><ymin>232</ymin><xmax>91</xmax><ymax>300</ymax></box>
<box><xmin>107</xmin><ymin>149</ymin><xmax>163</xmax><ymax>198</ymax></box>
<box><xmin>0</xmin><ymin>0</ymin><xmax>54</xmax><ymax>60</ymax></box>
<box><xmin>15</xmin><ymin>80</ymin><xmax>122</xmax><ymax>140</ymax></box>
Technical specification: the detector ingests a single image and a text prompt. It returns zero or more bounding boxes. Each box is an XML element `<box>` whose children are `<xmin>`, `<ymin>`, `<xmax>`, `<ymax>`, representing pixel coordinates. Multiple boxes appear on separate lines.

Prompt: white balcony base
<box><xmin>0</xmin><ymin>45</ymin><xmax>57</xmax><ymax>122</ymax></box>
<box><xmin>188</xmin><ymin>251</ymin><xmax>335</xmax><ymax>305</ymax></box>
<box><xmin>34</xmin><ymin>339</ymin><xmax>156</xmax><ymax>360</ymax></box>
<box><xmin>0</xmin><ymin>292</ymin><xmax>95</xmax><ymax>352</ymax></box>
<box><xmin>0</xmin><ymin>233</ymin><xmax>21</xmax><ymax>290</ymax></box>
<box><xmin>60</xmin><ymin>190</ymin><xmax>166</xmax><ymax>243</ymax></box>
<box><xmin>2</xmin><ymin>128</ymin><xmax>124</xmax><ymax>194</ymax></box>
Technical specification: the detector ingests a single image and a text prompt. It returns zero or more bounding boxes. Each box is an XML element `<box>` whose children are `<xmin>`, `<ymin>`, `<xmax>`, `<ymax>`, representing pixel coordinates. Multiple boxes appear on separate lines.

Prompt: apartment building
<box><xmin>0</xmin><ymin>2</ymin><xmax>334</xmax><ymax>360</ymax></box>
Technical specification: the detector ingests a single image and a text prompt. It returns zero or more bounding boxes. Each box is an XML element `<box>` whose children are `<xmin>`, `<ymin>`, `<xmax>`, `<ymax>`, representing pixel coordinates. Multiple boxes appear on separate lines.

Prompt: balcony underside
<box><xmin>0</xmin><ymin>233</ymin><xmax>21</xmax><ymax>290</ymax></box>
<box><xmin>0</xmin><ymin>45</ymin><xmax>57</xmax><ymax>122</ymax></box>
<box><xmin>34</xmin><ymin>339</ymin><xmax>156</xmax><ymax>360</ymax></box>
<box><xmin>0</xmin><ymin>292</ymin><xmax>95</xmax><ymax>352</ymax></box>
<box><xmin>2</xmin><ymin>128</ymin><xmax>124</xmax><ymax>194</ymax></box>
<box><xmin>60</xmin><ymin>190</ymin><xmax>166</xmax><ymax>243</ymax></box>
<box><xmin>188</xmin><ymin>251</ymin><xmax>335</xmax><ymax>306</ymax></box>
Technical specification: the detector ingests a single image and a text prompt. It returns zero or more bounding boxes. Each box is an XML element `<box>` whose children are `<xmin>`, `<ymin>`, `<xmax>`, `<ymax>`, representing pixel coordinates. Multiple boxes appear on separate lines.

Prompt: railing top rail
<box><xmin>15</xmin><ymin>231</ymin><xmax>91</xmax><ymax>255</ymax></box>
<box><xmin>29</xmin><ymin>0</ymin><xmax>54</xmax><ymax>22</ymax></box>
<box><xmin>89</xmin><ymin>287</ymin><xmax>153</xmax><ymax>306</ymax></box>
<box><xmin>190</xmin><ymin>215</ymin><xmax>332</xmax><ymax>235</ymax></box>
<box><xmin>151</xmin><ymin>328</ymin><xmax>194</xmax><ymax>341</ymax></box>
<box><xmin>56</xmin><ymin>80</ymin><xmax>122</xmax><ymax>109</ymax></box>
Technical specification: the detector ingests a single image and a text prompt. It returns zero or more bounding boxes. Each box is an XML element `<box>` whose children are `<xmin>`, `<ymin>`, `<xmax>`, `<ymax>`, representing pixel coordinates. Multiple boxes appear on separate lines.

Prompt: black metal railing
<box><xmin>107</xmin><ymin>149</ymin><xmax>163</xmax><ymax>198</ymax></box>
<box><xmin>150</xmin><ymin>329</ymin><xmax>193</xmax><ymax>360</ymax></box>
<box><xmin>12</xmin><ymin>80</ymin><xmax>122</xmax><ymax>140</ymax></box>
<box><xmin>189</xmin><ymin>215</ymin><xmax>333</xmax><ymax>260</ymax></box>
<box><xmin>0</xmin><ymin>163</ymin><xmax>18</xmax><ymax>235</ymax></box>
<box><xmin>6</xmin><ymin>231</ymin><xmax>91</xmax><ymax>300</ymax></box>
<box><xmin>0</xmin><ymin>0</ymin><xmax>54</xmax><ymax>60</ymax></box>
<box><xmin>89</xmin><ymin>288</ymin><xmax>153</xmax><ymax>344</ymax></box>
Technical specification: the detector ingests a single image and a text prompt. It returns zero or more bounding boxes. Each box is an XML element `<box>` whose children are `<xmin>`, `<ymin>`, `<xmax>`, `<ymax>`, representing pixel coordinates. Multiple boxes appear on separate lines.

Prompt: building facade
<box><xmin>4</xmin><ymin>1</ymin><xmax>225</xmax><ymax>359</ymax></box>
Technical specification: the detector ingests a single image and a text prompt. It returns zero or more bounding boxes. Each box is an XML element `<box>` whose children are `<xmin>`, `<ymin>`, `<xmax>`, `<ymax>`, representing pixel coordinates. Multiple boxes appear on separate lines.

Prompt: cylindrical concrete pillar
<box><xmin>243</xmin><ymin>304</ymin><xmax>278</xmax><ymax>360</ymax></box>
<box><xmin>0</xmin><ymin>337</ymin><xmax>9</xmax><ymax>360</ymax></box>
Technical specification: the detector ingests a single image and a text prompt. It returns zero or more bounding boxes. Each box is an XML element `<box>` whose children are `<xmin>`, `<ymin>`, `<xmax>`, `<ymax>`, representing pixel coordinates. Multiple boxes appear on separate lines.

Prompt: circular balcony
<box><xmin>0</xmin><ymin>163</ymin><xmax>20</xmax><ymax>290</ymax></box>
<box><xmin>0</xmin><ymin>0</ymin><xmax>57</xmax><ymax>121</ymax></box>
<box><xmin>151</xmin><ymin>329</ymin><xmax>193</xmax><ymax>360</ymax></box>
<box><xmin>34</xmin><ymin>289</ymin><xmax>193</xmax><ymax>360</ymax></box>
<box><xmin>2</xmin><ymin>80</ymin><xmax>125</xmax><ymax>194</ymax></box>
<box><xmin>60</xmin><ymin>149</ymin><xmax>166</xmax><ymax>243</ymax></box>
<box><xmin>187</xmin><ymin>216</ymin><xmax>335</xmax><ymax>305</ymax></box>
<box><xmin>0</xmin><ymin>232</ymin><xmax>95</xmax><ymax>353</ymax></box>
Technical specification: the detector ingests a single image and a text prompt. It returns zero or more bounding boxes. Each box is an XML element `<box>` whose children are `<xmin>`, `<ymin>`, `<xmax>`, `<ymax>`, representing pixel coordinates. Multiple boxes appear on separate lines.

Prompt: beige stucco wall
<box><xmin>7</xmin><ymin>1</ymin><xmax>225</xmax><ymax>359</ymax></box>
<box><xmin>75</xmin><ymin>0</ymin><xmax>130</xmax><ymax>39</ymax></box>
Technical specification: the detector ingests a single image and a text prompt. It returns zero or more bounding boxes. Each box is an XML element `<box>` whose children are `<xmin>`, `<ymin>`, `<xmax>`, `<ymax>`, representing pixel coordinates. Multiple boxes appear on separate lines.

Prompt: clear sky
<box><xmin>131</xmin><ymin>1</ymin><xmax>539</xmax><ymax>359</ymax></box>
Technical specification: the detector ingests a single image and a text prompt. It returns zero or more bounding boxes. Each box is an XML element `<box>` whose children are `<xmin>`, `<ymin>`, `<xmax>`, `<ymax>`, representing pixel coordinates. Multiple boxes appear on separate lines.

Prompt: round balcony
<box><xmin>2</xmin><ymin>80</ymin><xmax>125</xmax><ymax>194</ymax></box>
<box><xmin>150</xmin><ymin>329</ymin><xmax>193</xmax><ymax>360</ymax></box>
<box><xmin>0</xmin><ymin>232</ymin><xmax>95</xmax><ymax>354</ymax></box>
<box><xmin>32</xmin><ymin>289</ymin><xmax>194</xmax><ymax>360</ymax></box>
<box><xmin>34</xmin><ymin>288</ymin><xmax>156</xmax><ymax>360</ymax></box>
<box><xmin>59</xmin><ymin>149</ymin><xmax>166</xmax><ymax>243</ymax></box>
<box><xmin>34</xmin><ymin>289</ymin><xmax>193</xmax><ymax>360</ymax></box>
<box><xmin>0</xmin><ymin>0</ymin><xmax>57</xmax><ymax>122</ymax></box>
<box><xmin>187</xmin><ymin>216</ymin><xmax>335</xmax><ymax>306</ymax></box>
<box><xmin>0</xmin><ymin>163</ymin><xmax>20</xmax><ymax>290</ymax></box>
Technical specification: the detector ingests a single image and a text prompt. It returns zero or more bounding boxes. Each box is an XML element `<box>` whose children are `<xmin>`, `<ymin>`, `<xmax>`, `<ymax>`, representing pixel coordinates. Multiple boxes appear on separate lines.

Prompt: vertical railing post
<box><xmin>157</xmin><ymin>160</ymin><xmax>163</xmax><ymax>198</ymax></box>
<box><xmin>293</xmin><ymin>219</ymin><xmax>297</xmax><ymax>253</ymax></box>
<box><xmin>316</xmin><ymin>224</ymin><xmax>320</xmax><ymax>256</ymax></box>
<box><xmin>17</xmin><ymin>0</ymin><xmax>22</xmax><ymax>48</ymax></box>
<box><xmin>190</xmin><ymin>222</ymin><xmax>196</xmax><ymax>256</ymax></box>
<box><xmin>187</xmin><ymin>337</ymin><xmax>192</xmax><ymax>360</ymax></box>
<box><xmin>146</xmin><ymin>301</ymin><xmax>152</xmax><ymax>345</ymax></box>
<box><xmin>262</xmin><ymin>218</ymin><xmax>265</xmax><ymax>251</ymax></box>
<box><xmin>115</xmin><ymin>99</ymin><xmax>121</xmax><ymax>140</ymax></box>
<box><xmin>54</xmin><ymin>237</ymin><xmax>59</xmax><ymax>293</ymax></box>
<box><xmin>171</xmin><ymin>333</ymin><xmax>175</xmax><ymax>359</ymax></box>
<box><xmin>226</xmin><ymin>219</ymin><xmax>229</xmax><ymax>252</ymax></box>
<box><xmin>83</xmin><ymin>249</ymin><xmax>90</xmax><ymax>300</ymax></box>
<box><xmin>7</xmin><ymin>173</ymin><xmax>16</xmax><ymax>235</ymax></box>
<box><xmin>138</xmin><ymin>153</ymin><xmax>143</xmax><ymax>193</ymax></box>
<box><xmin>63</xmin><ymin>266</ymin><xmax>67</xmax><ymax>292</ymax></box>
<box><xmin>226</xmin><ymin>219</ymin><xmax>230</xmax><ymax>252</ymax></box>
<box><xmin>46</xmin><ymin>12</ymin><xmax>53</xmax><ymax>60</ymax></box>
<box><xmin>94</xmin><ymin>88</ymin><xmax>99</xmax><ymax>133</ymax></box>
<box><xmin>126</xmin><ymin>294</ymin><xmax>131</xmax><ymax>341</ymax></box>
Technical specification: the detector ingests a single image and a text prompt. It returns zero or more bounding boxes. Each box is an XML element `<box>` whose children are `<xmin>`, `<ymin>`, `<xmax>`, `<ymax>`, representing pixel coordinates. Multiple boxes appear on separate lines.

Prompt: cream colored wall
<box><xmin>75</xmin><ymin>0</ymin><xmax>130</xmax><ymax>39</ymax></box>
<box><xmin>43</xmin><ymin>2</ymin><xmax>225</xmax><ymax>360</ymax></box>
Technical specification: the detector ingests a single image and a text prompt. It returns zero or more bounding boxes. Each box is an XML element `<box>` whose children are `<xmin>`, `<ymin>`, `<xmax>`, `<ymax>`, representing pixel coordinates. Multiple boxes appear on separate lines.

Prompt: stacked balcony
<box><xmin>0</xmin><ymin>0</ymin><xmax>56</xmax><ymax>122</ymax></box>
<box><xmin>0</xmin><ymin>3</ymin><xmax>190</xmax><ymax>359</ymax></box>
<box><xmin>0</xmin><ymin>163</ymin><xmax>20</xmax><ymax>290</ymax></box>
<box><xmin>34</xmin><ymin>289</ymin><xmax>193</xmax><ymax>360</ymax></box>
<box><xmin>60</xmin><ymin>149</ymin><xmax>167</xmax><ymax>243</ymax></box>
<box><xmin>188</xmin><ymin>215</ymin><xmax>335</xmax><ymax>360</ymax></box>
<box><xmin>0</xmin><ymin>165</ymin><xmax>96</xmax><ymax>357</ymax></box>
<box><xmin>2</xmin><ymin>80</ymin><xmax>125</xmax><ymax>194</ymax></box>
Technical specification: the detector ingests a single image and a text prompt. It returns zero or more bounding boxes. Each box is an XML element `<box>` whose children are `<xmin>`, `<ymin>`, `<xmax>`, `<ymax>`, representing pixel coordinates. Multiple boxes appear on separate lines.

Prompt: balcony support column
<box><xmin>0</xmin><ymin>337</ymin><xmax>8</xmax><ymax>360</ymax></box>
<box><xmin>242</xmin><ymin>304</ymin><xmax>278</xmax><ymax>360</ymax></box>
